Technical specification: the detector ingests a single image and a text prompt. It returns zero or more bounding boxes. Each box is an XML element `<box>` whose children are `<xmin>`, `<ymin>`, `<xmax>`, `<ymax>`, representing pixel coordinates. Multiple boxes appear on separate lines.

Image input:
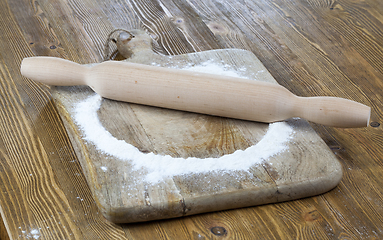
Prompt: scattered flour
<box><xmin>73</xmin><ymin>60</ymin><xmax>294</xmax><ymax>183</ymax></box>
<box><xmin>19</xmin><ymin>228</ymin><xmax>40</xmax><ymax>239</ymax></box>
<box><xmin>180</xmin><ymin>60</ymin><xmax>244</xmax><ymax>78</ymax></box>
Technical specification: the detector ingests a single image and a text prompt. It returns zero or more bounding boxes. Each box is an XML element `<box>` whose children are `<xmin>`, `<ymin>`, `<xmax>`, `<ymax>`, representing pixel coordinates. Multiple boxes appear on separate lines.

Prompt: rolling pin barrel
<box><xmin>20</xmin><ymin>56</ymin><xmax>371</xmax><ymax>128</ymax></box>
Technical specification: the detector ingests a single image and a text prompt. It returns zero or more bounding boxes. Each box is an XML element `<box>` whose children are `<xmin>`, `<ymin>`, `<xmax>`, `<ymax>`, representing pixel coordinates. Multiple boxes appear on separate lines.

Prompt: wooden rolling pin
<box><xmin>20</xmin><ymin>56</ymin><xmax>370</xmax><ymax>128</ymax></box>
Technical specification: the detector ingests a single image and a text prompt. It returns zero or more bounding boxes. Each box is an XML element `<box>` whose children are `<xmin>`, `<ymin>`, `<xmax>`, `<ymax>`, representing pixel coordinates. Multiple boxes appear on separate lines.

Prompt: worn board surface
<box><xmin>51</xmin><ymin>33</ymin><xmax>342</xmax><ymax>223</ymax></box>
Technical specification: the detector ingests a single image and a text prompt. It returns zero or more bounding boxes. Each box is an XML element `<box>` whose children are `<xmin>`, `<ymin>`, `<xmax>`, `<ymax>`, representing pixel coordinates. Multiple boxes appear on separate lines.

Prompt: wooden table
<box><xmin>1</xmin><ymin>0</ymin><xmax>382</xmax><ymax>239</ymax></box>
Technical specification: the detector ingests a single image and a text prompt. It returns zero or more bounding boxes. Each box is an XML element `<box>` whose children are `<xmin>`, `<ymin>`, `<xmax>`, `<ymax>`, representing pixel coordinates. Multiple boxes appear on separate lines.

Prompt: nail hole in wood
<box><xmin>370</xmin><ymin>122</ymin><xmax>380</xmax><ymax>127</ymax></box>
<box><xmin>211</xmin><ymin>226</ymin><xmax>227</xmax><ymax>236</ymax></box>
<box><xmin>330</xmin><ymin>146</ymin><xmax>341</xmax><ymax>151</ymax></box>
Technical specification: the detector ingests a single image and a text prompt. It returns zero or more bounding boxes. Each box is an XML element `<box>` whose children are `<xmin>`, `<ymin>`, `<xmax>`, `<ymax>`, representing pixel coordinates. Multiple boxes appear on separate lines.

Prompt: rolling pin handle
<box><xmin>20</xmin><ymin>57</ymin><xmax>88</xmax><ymax>86</ymax></box>
<box><xmin>296</xmin><ymin>96</ymin><xmax>371</xmax><ymax>128</ymax></box>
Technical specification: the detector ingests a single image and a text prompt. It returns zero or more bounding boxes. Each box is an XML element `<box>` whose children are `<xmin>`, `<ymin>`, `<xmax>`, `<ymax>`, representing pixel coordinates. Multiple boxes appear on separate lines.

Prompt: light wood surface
<box><xmin>20</xmin><ymin>55</ymin><xmax>370</xmax><ymax>127</ymax></box>
<box><xmin>1</xmin><ymin>0</ymin><xmax>383</xmax><ymax>239</ymax></box>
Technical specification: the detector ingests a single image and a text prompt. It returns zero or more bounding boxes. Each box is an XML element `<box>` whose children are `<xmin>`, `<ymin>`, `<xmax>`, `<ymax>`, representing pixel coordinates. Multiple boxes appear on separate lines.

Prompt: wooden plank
<box><xmin>0</xmin><ymin>0</ymin><xmax>126</xmax><ymax>239</ymax></box>
<box><xmin>184</xmin><ymin>0</ymin><xmax>383</xmax><ymax>237</ymax></box>
<box><xmin>0</xmin><ymin>0</ymin><xmax>382</xmax><ymax>238</ymax></box>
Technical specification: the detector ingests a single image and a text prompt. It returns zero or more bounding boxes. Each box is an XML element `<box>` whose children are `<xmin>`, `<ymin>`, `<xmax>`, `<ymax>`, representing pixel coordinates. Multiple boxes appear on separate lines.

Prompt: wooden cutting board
<box><xmin>51</xmin><ymin>30</ymin><xmax>342</xmax><ymax>223</ymax></box>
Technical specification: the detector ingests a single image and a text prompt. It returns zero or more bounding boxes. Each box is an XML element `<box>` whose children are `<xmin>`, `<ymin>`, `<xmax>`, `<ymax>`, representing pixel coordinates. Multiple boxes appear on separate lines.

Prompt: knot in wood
<box><xmin>303</xmin><ymin>210</ymin><xmax>322</xmax><ymax>222</ymax></box>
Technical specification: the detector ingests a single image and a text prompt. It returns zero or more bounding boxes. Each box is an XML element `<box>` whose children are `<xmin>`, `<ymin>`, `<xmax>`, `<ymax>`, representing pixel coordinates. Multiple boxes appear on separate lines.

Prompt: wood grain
<box><xmin>1</xmin><ymin>0</ymin><xmax>383</xmax><ymax>239</ymax></box>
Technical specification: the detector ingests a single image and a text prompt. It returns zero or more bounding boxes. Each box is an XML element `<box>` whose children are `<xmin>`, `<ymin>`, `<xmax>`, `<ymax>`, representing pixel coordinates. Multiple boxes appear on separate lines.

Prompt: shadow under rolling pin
<box><xmin>20</xmin><ymin>56</ymin><xmax>371</xmax><ymax>128</ymax></box>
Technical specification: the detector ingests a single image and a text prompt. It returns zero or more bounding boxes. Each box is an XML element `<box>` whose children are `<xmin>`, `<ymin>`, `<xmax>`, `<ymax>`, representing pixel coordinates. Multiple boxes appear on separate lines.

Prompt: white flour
<box><xmin>74</xmin><ymin>61</ymin><xmax>294</xmax><ymax>183</ymax></box>
<box><xmin>19</xmin><ymin>228</ymin><xmax>40</xmax><ymax>239</ymax></box>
